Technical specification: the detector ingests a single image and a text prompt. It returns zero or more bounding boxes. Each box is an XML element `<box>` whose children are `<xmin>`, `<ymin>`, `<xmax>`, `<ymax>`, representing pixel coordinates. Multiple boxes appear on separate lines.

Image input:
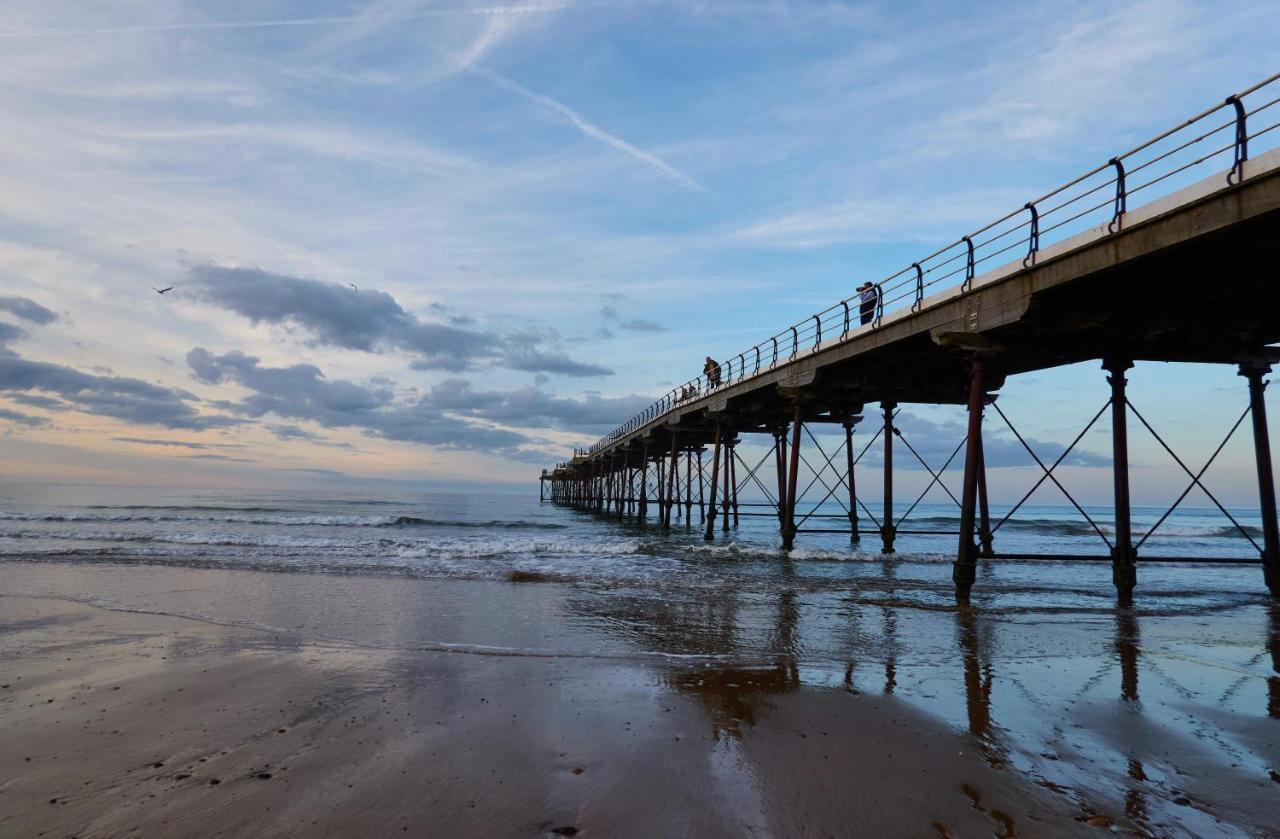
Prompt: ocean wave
<box><xmin>0</xmin><ymin>511</ymin><xmax>564</xmax><ymax>530</ymax></box>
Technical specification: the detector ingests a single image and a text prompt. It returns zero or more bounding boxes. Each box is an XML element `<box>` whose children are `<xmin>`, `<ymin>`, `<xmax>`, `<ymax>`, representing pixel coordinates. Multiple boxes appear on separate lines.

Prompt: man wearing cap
<box><xmin>858</xmin><ymin>282</ymin><xmax>878</xmax><ymax>325</ymax></box>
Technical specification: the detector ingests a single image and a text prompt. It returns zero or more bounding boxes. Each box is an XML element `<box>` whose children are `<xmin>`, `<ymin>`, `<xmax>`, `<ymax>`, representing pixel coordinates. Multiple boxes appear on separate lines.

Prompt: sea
<box><xmin>0</xmin><ymin>481</ymin><xmax>1271</xmax><ymax>649</ymax></box>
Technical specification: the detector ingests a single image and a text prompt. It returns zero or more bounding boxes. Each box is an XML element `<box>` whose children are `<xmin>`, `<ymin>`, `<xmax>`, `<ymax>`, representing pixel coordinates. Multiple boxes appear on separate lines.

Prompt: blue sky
<box><xmin>0</xmin><ymin>0</ymin><xmax>1278</xmax><ymax>504</ymax></box>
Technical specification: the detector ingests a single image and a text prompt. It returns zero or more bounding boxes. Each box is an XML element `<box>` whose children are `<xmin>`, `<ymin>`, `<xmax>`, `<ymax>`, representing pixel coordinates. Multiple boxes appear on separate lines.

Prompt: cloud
<box><xmin>187</xmin><ymin>348</ymin><xmax>542</xmax><ymax>456</ymax></box>
<box><xmin>0</xmin><ymin>295</ymin><xmax>58</xmax><ymax>325</ymax></box>
<box><xmin>0</xmin><ymin>349</ymin><xmax>237</xmax><ymax>430</ymax></box>
<box><xmin>599</xmin><ymin>304</ymin><xmax>669</xmax><ymax>334</ymax></box>
<box><xmin>183</xmin><ymin>453</ymin><xmax>256</xmax><ymax>463</ymax></box>
<box><xmin>418</xmin><ymin>378</ymin><xmax>652</xmax><ymax>432</ymax></box>
<box><xmin>8</xmin><ymin>393</ymin><xmax>68</xmax><ymax>411</ymax></box>
<box><xmin>0</xmin><ymin>406</ymin><xmax>50</xmax><ymax>427</ymax></box>
<box><xmin>112</xmin><ymin>436</ymin><xmax>246</xmax><ymax>450</ymax></box>
<box><xmin>0</xmin><ymin>323</ymin><xmax>27</xmax><ymax>346</ymax></box>
<box><xmin>189</xmin><ymin>265</ymin><xmax>493</xmax><ymax>371</ymax></box>
<box><xmin>189</xmin><ymin>264</ymin><xmax>612</xmax><ymax>375</ymax></box>
<box><xmin>472</xmin><ymin>66</ymin><xmax>710</xmax><ymax>194</ymax></box>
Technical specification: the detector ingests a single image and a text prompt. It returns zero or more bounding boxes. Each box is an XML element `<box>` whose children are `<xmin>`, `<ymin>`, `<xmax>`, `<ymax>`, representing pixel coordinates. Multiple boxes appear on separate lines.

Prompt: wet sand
<box><xmin>2</xmin><ymin>562</ymin><xmax>1279</xmax><ymax>836</ymax></box>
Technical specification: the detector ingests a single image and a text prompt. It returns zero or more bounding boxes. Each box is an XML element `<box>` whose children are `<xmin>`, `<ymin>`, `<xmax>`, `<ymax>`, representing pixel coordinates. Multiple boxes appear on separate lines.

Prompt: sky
<box><xmin>0</xmin><ymin>0</ymin><xmax>1278</xmax><ymax>505</ymax></box>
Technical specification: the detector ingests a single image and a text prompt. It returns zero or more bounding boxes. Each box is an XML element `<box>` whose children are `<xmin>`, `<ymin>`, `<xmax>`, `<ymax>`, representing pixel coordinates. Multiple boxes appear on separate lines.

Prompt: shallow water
<box><xmin>2</xmin><ymin>483</ymin><xmax>1278</xmax><ymax>834</ymax></box>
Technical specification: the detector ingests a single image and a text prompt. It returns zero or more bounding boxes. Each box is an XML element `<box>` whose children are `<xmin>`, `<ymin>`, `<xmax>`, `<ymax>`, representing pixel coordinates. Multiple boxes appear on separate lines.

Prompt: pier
<box><xmin>542</xmin><ymin>74</ymin><xmax>1280</xmax><ymax>600</ymax></box>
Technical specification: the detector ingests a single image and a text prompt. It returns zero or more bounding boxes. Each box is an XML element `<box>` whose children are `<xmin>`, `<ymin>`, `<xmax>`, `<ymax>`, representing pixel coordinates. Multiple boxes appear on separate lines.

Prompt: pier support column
<box><xmin>705</xmin><ymin>426</ymin><xmax>722</xmax><ymax>541</ymax></box>
<box><xmin>782</xmin><ymin>405</ymin><xmax>803</xmax><ymax>550</ymax></box>
<box><xmin>665</xmin><ymin>434</ymin><xmax>679</xmax><ymax>528</ymax></box>
<box><xmin>638</xmin><ymin>443</ymin><xmax>649</xmax><ymax>521</ymax></box>
<box><xmin>730</xmin><ymin>444</ymin><xmax>740</xmax><ymax>527</ymax></box>
<box><xmin>881</xmin><ymin>401</ymin><xmax>897</xmax><ymax>554</ymax></box>
<box><xmin>844</xmin><ymin>418</ymin><xmax>860</xmax><ymax>543</ymax></box>
<box><xmin>774</xmin><ymin>427</ymin><xmax>788</xmax><ymax>527</ymax></box>
<box><xmin>685</xmin><ymin>447</ymin><xmax>694</xmax><ymax>523</ymax></box>
<box><xmin>697</xmin><ymin>449</ymin><xmax>706</xmax><ymax>523</ymax></box>
<box><xmin>1241</xmin><ymin>363</ymin><xmax>1280</xmax><ymax>597</ymax></box>
<box><xmin>977</xmin><ymin>440</ymin><xmax>994</xmax><ymax>558</ymax></box>
<box><xmin>722</xmin><ymin>440</ymin><xmax>733</xmax><ymax>533</ymax></box>
<box><xmin>954</xmin><ymin>357</ymin><xmax>986</xmax><ymax>599</ymax></box>
<box><xmin>1105</xmin><ymin>357</ymin><xmax>1137</xmax><ymax>600</ymax></box>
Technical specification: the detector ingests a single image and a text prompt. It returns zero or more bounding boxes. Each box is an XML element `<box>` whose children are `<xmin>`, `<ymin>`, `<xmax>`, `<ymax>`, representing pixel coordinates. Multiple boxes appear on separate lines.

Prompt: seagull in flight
<box><xmin>347</xmin><ymin>283</ymin><xmax>358</xmax><ymax>292</ymax></box>
<box><xmin>152</xmin><ymin>286</ymin><xmax>173</xmax><ymax>295</ymax></box>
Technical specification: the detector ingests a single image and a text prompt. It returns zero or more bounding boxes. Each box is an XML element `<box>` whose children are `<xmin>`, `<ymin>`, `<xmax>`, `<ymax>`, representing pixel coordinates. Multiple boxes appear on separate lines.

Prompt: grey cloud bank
<box><xmin>189</xmin><ymin>265</ymin><xmax>612</xmax><ymax>376</ymax></box>
<box><xmin>0</xmin><ymin>295</ymin><xmax>58</xmax><ymax>325</ymax></box>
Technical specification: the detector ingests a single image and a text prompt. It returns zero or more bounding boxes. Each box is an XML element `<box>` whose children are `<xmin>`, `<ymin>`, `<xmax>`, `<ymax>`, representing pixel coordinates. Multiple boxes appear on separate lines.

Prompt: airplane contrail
<box><xmin>0</xmin><ymin>4</ymin><xmax>566</xmax><ymax>40</ymax></box>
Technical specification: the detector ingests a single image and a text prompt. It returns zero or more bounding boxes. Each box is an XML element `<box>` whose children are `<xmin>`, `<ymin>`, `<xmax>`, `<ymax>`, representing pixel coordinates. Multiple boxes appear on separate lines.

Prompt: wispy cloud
<box><xmin>472</xmin><ymin>66</ymin><xmax>710</xmax><ymax>194</ymax></box>
<box><xmin>0</xmin><ymin>4</ymin><xmax>568</xmax><ymax>40</ymax></box>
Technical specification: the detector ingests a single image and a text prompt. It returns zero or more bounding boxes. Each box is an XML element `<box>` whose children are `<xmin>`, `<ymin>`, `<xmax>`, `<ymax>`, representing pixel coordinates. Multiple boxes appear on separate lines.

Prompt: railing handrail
<box><xmin>570</xmin><ymin>72</ymin><xmax>1280</xmax><ymax>459</ymax></box>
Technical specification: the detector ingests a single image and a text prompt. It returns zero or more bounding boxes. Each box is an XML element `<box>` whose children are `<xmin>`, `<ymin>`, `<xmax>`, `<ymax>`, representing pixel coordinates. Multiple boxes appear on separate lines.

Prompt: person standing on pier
<box><xmin>858</xmin><ymin>282</ymin><xmax>877</xmax><ymax>325</ymax></box>
<box><xmin>704</xmin><ymin>356</ymin><xmax>722</xmax><ymax>388</ymax></box>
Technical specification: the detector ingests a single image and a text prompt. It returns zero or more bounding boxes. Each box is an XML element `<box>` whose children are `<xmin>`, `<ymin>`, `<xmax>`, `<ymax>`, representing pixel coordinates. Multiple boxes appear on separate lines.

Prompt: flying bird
<box><xmin>348</xmin><ymin>283</ymin><xmax>358</xmax><ymax>292</ymax></box>
<box><xmin>152</xmin><ymin>286</ymin><xmax>173</xmax><ymax>295</ymax></box>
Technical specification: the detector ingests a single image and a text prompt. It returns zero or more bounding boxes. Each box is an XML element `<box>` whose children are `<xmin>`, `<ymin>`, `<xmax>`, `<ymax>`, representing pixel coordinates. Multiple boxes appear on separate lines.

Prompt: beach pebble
<box><xmin>1086</xmin><ymin>815</ymin><xmax>1111</xmax><ymax>827</ymax></box>
<box><xmin>550</xmin><ymin>828</ymin><xmax>578</xmax><ymax>836</ymax></box>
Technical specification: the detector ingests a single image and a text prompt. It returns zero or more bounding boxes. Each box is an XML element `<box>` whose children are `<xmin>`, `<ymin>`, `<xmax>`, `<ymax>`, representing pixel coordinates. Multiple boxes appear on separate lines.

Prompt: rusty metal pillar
<box><xmin>638</xmin><ymin>443</ymin><xmax>649</xmax><ymax>520</ymax></box>
<box><xmin>697</xmin><ymin>448</ymin><xmax>706</xmax><ymax>523</ymax></box>
<box><xmin>1116</xmin><ymin>606</ymin><xmax>1139</xmax><ymax>702</ymax></box>
<box><xmin>1104</xmin><ymin>357</ymin><xmax>1137</xmax><ymax>600</ymax></box>
<box><xmin>705</xmin><ymin>426</ymin><xmax>722</xmax><ymax>541</ymax></box>
<box><xmin>774</xmin><ymin>428</ymin><xmax>788</xmax><ymax>527</ymax></box>
<box><xmin>783</xmin><ymin>404</ymin><xmax>803</xmax><ymax>550</ymax></box>
<box><xmin>881</xmin><ymin>401</ymin><xmax>897</xmax><ymax>554</ymax></box>
<box><xmin>685</xmin><ymin>446</ymin><xmax>694</xmax><ymax>523</ymax></box>
<box><xmin>722</xmin><ymin>440</ymin><xmax>732</xmax><ymax>534</ymax></box>
<box><xmin>656</xmin><ymin>454</ymin><xmax>666</xmax><ymax>525</ymax></box>
<box><xmin>955</xmin><ymin>358</ymin><xmax>986</xmax><ymax>598</ymax></box>
<box><xmin>844</xmin><ymin>418</ymin><xmax>860</xmax><ymax>543</ymax></box>
<box><xmin>976</xmin><ymin>438</ymin><xmax>994</xmax><ymax>558</ymax></box>
<box><xmin>729</xmin><ymin>444</ymin><xmax>740</xmax><ymax>527</ymax></box>
<box><xmin>665</xmin><ymin>434</ymin><xmax>679</xmax><ymax>527</ymax></box>
<box><xmin>1241</xmin><ymin>363</ymin><xmax>1280</xmax><ymax>596</ymax></box>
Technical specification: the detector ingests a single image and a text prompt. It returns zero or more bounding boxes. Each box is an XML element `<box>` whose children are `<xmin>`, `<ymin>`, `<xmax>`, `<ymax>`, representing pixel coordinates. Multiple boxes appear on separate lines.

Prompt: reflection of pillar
<box><xmin>957</xmin><ymin>605</ymin><xmax>991</xmax><ymax>739</ymax></box>
<box><xmin>882</xmin><ymin>607</ymin><xmax>897</xmax><ymax>694</ymax></box>
<box><xmin>704</xmin><ymin>427</ymin><xmax>722</xmax><ymax>542</ymax></box>
<box><xmin>1240</xmin><ymin>363</ymin><xmax>1280</xmax><ymax>597</ymax></box>
<box><xmin>1105</xmin><ymin>357</ymin><xmax>1137</xmax><ymax>599</ymax></box>
<box><xmin>1268</xmin><ymin>602</ymin><xmax>1280</xmax><ymax>719</ymax></box>
<box><xmin>776</xmin><ymin>569</ymin><xmax>800</xmax><ymax>684</ymax></box>
<box><xmin>844</xmin><ymin>418</ymin><xmax>860</xmax><ymax>543</ymax></box>
<box><xmin>882</xmin><ymin>401</ymin><xmax>897</xmax><ymax>554</ymax></box>
<box><xmin>1115</xmin><ymin>606</ymin><xmax>1139</xmax><ymax>703</ymax></box>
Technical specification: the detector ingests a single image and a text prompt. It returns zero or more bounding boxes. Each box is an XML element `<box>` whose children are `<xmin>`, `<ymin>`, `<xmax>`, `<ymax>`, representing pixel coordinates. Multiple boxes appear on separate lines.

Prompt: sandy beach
<box><xmin>3</xmin><ymin>560</ymin><xmax>1278</xmax><ymax>837</ymax></box>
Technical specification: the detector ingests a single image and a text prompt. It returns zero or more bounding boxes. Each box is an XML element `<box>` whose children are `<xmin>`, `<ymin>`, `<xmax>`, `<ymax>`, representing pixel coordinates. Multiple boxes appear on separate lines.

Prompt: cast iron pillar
<box><xmin>684</xmin><ymin>446</ymin><xmax>694</xmax><ymax>523</ymax></box>
<box><xmin>954</xmin><ymin>358</ymin><xmax>986</xmax><ymax>598</ymax></box>
<box><xmin>729</xmin><ymin>445</ymin><xmax>740</xmax><ymax>527</ymax></box>
<box><xmin>844</xmin><ymin>418</ymin><xmax>860</xmax><ymax>543</ymax></box>
<box><xmin>664</xmin><ymin>434</ymin><xmax>679</xmax><ymax>528</ymax></box>
<box><xmin>1105</xmin><ymin>357</ymin><xmax>1137</xmax><ymax>599</ymax></box>
<box><xmin>697</xmin><ymin>449</ymin><xmax>706</xmax><ymax>523</ymax></box>
<box><xmin>722</xmin><ymin>440</ymin><xmax>732</xmax><ymax>534</ymax></box>
<box><xmin>881</xmin><ymin>401</ymin><xmax>897</xmax><ymax>554</ymax></box>
<box><xmin>782</xmin><ymin>404</ymin><xmax>803</xmax><ymax>550</ymax></box>
<box><xmin>638</xmin><ymin>442</ymin><xmax>649</xmax><ymax>520</ymax></box>
<box><xmin>976</xmin><ymin>436</ymin><xmax>994</xmax><ymax>558</ymax></box>
<box><xmin>1241</xmin><ymin>363</ymin><xmax>1280</xmax><ymax>596</ymax></box>
<box><xmin>774</xmin><ymin>427</ymin><xmax>788</xmax><ymax>527</ymax></box>
<box><xmin>705</xmin><ymin>426</ymin><xmax>722</xmax><ymax>541</ymax></box>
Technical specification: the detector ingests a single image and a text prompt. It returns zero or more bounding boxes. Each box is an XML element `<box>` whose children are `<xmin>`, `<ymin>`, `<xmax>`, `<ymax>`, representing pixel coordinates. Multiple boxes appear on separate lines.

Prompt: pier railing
<box><xmin>577</xmin><ymin>72</ymin><xmax>1280</xmax><ymax>460</ymax></box>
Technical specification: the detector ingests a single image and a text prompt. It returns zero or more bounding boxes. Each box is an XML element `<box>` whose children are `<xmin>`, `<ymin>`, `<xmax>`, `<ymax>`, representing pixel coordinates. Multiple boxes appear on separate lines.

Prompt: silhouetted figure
<box><xmin>858</xmin><ymin>282</ymin><xmax>876</xmax><ymax>325</ymax></box>
<box><xmin>704</xmin><ymin>356</ymin><xmax>722</xmax><ymax>388</ymax></box>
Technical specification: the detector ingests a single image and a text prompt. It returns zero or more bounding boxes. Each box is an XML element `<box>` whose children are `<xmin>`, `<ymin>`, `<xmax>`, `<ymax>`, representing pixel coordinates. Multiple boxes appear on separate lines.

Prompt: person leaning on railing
<box><xmin>703</xmin><ymin>356</ymin><xmax>721</xmax><ymax>388</ymax></box>
<box><xmin>858</xmin><ymin>282</ymin><xmax>877</xmax><ymax>325</ymax></box>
